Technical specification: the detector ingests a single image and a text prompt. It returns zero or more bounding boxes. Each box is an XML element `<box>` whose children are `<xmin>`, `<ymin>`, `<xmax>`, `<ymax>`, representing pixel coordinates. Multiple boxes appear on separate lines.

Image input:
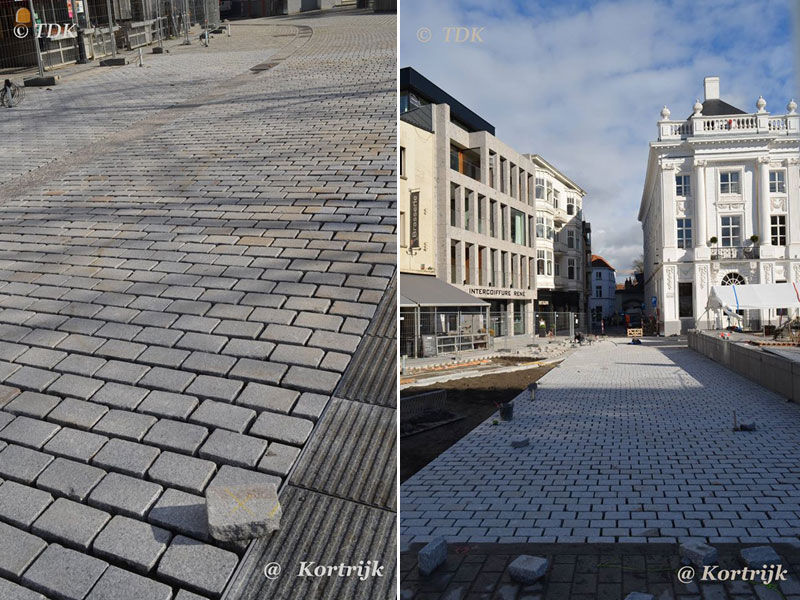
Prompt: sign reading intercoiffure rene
<box><xmin>467</xmin><ymin>287</ymin><xmax>532</xmax><ymax>298</ymax></box>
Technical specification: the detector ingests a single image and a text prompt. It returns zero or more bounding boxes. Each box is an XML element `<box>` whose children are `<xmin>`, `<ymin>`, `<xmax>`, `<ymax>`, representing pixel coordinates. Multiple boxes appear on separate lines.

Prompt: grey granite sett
<box><xmin>417</xmin><ymin>537</ymin><xmax>447</xmax><ymax>576</ymax></box>
<box><xmin>53</xmin><ymin>354</ymin><xmax>106</xmax><ymax>377</ymax></box>
<box><xmin>257</xmin><ymin>443</ymin><xmax>300</xmax><ymax>477</ymax></box>
<box><xmin>46</xmin><ymin>398</ymin><xmax>108</xmax><ymax>429</ymax></box>
<box><xmin>189</xmin><ymin>400</ymin><xmax>255</xmax><ymax>433</ymax></box>
<box><xmin>93</xmin><ymin>409</ymin><xmax>157</xmax><ymax>442</ymax></box>
<box><xmin>134</xmin><ymin>326</ymin><xmax>184</xmax><ymax>348</ymax></box>
<box><xmin>0</xmin><ymin>520</ymin><xmax>47</xmax><ymax>579</ymax></box>
<box><xmin>143</xmin><ymin>419</ymin><xmax>208</xmax><ymax>454</ymax></box>
<box><xmin>198</xmin><ymin>429</ymin><xmax>267</xmax><ymax>468</ymax></box>
<box><xmin>95</xmin><ymin>339</ymin><xmax>146</xmax><ymax>361</ymax></box>
<box><xmin>139</xmin><ymin>367</ymin><xmax>196</xmax><ymax>393</ymax></box>
<box><xmin>88</xmin><ymin>472</ymin><xmax>163</xmax><ymax>518</ymax></box>
<box><xmin>47</xmin><ymin>374</ymin><xmax>104</xmax><ymax>401</ymax></box>
<box><xmin>307</xmin><ymin>330</ymin><xmax>360</xmax><ymax>354</ymax></box>
<box><xmin>85</xmin><ymin>565</ymin><xmax>172</xmax><ymax>600</ymax></box>
<box><xmin>16</xmin><ymin>347</ymin><xmax>67</xmax><ymax>369</ymax></box>
<box><xmin>6</xmin><ymin>367</ymin><xmax>59</xmax><ymax>393</ymax></box>
<box><xmin>0</xmin><ymin>578</ymin><xmax>48</xmax><ymax>600</ymax></box>
<box><xmin>21</xmin><ymin>544</ymin><xmax>108</xmax><ymax>600</ymax></box>
<box><xmin>36</xmin><ymin>457</ymin><xmax>106</xmax><ymax>502</ymax></box>
<box><xmin>94</xmin><ymin>360</ymin><xmax>150</xmax><ymax>385</ymax></box>
<box><xmin>269</xmin><ymin>343</ymin><xmax>324</xmax><ymax>368</ymax></box>
<box><xmin>148</xmin><ymin>451</ymin><xmax>216</xmax><ymax>495</ymax></box>
<box><xmin>91</xmin><ymin>438</ymin><xmax>160</xmax><ymax>477</ymax></box>
<box><xmin>56</xmin><ymin>333</ymin><xmax>105</xmax><ymax>355</ymax></box>
<box><xmin>3</xmin><ymin>391</ymin><xmax>60</xmax><ymax>418</ymax></box>
<box><xmin>92</xmin><ymin>516</ymin><xmax>171</xmax><ymax>573</ymax></box>
<box><xmin>148</xmin><ymin>488</ymin><xmax>209</xmax><ymax>541</ymax></box>
<box><xmin>0</xmin><ymin>416</ymin><xmax>60</xmax><ymax>449</ymax></box>
<box><xmin>91</xmin><ymin>382</ymin><xmax>149</xmax><ymax>410</ymax></box>
<box><xmin>260</xmin><ymin>324</ymin><xmax>311</xmax><ymax>345</ymax></box>
<box><xmin>0</xmin><ymin>410</ymin><xmax>13</xmax><ymax>431</ymax></box>
<box><xmin>229</xmin><ymin>359</ymin><xmax>286</xmax><ymax>386</ymax></box>
<box><xmin>157</xmin><ymin>535</ymin><xmax>238</xmax><ymax>598</ymax></box>
<box><xmin>31</xmin><ymin>497</ymin><xmax>110</xmax><ymax>550</ymax></box>
<box><xmin>319</xmin><ymin>352</ymin><xmax>350</xmax><ymax>372</ymax></box>
<box><xmin>0</xmin><ymin>343</ymin><xmax>25</xmax><ymax>363</ymax></box>
<box><xmin>291</xmin><ymin>393</ymin><xmax>329</xmax><ymax>422</ymax></box>
<box><xmin>138</xmin><ymin>346</ymin><xmax>191</xmax><ymax>369</ymax></box>
<box><xmin>0</xmin><ymin>444</ymin><xmax>53</xmax><ymax>484</ymax></box>
<box><xmin>282</xmin><ymin>365</ymin><xmax>340</xmax><ymax>394</ymax></box>
<box><xmin>249</xmin><ymin>412</ymin><xmax>313</xmax><ymax>446</ymax></box>
<box><xmin>183</xmin><ymin>352</ymin><xmax>236</xmax><ymax>376</ymax></box>
<box><xmin>208</xmin><ymin>465</ymin><xmax>280</xmax><ymax>491</ymax></box>
<box><xmin>137</xmin><ymin>390</ymin><xmax>199</xmax><ymax>420</ymax></box>
<box><xmin>174</xmin><ymin>590</ymin><xmax>210</xmax><ymax>600</ymax></box>
<box><xmin>213</xmin><ymin>320</ymin><xmax>263</xmax><ymax>339</ymax></box>
<box><xmin>0</xmin><ymin>480</ymin><xmax>53</xmax><ymax>528</ymax></box>
<box><xmin>0</xmin><ymin>361</ymin><xmax>22</xmax><ymax>382</ymax></box>
<box><xmin>175</xmin><ymin>333</ymin><xmax>228</xmax><ymax>354</ymax></box>
<box><xmin>43</xmin><ymin>427</ymin><xmax>109</xmax><ymax>463</ymax></box>
<box><xmin>185</xmin><ymin>375</ymin><xmax>243</xmax><ymax>402</ymax></box>
<box><xmin>235</xmin><ymin>382</ymin><xmax>298</xmax><ymax>414</ymax></box>
<box><xmin>0</xmin><ymin>384</ymin><xmax>20</xmax><ymax>409</ymax></box>
<box><xmin>222</xmin><ymin>338</ymin><xmax>274</xmax><ymax>360</ymax></box>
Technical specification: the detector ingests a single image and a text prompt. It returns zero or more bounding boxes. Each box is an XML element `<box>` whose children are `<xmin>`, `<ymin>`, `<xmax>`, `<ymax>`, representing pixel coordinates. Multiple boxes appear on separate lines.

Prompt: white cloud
<box><xmin>401</xmin><ymin>0</ymin><xmax>795</xmax><ymax>278</ymax></box>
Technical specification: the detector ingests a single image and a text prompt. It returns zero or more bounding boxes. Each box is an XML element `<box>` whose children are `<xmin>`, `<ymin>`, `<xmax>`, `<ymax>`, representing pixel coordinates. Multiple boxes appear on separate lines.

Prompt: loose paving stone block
<box><xmin>0</xmin><ymin>578</ymin><xmax>48</xmax><ymax>600</ymax></box>
<box><xmin>417</xmin><ymin>537</ymin><xmax>447</xmax><ymax>575</ymax></box>
<box><xmin>507</xmin><ymin>555</ymin><xmax>549</xmax><ymax>583</ymax></box>
<box><xmin>43</xmin><ymin>427</ymin><xmax>108</xmax><ymax>462</ymax></box>
<box><xmin>139</xmin><ymin>367</ymin><xmax>195</xmax><ymax>393</ymax></box>
<box><xmin>47</xmin><ymin>398</ymin><xmax>108</xmax><ymax>429</ymax></box>
<box><xmin>6</xmin><ymin>367</ymin><xmax>58</xmax><ymax>392</ymax></box>
<box><xmin>236</xmin><ymin>382</ymin><xmax>298</xmax><ymax>414</ymax></box>
<box><xmin>137</xmin><ymin>390</ymin><xmax>198</xmax><ymax>420</ymax></box>
<box><xmin>91</xmin><ymin>438</ymin><xmax>160</xmax><ymax>477</ymax></box>
<box><xmin>91</xmin><ymin>382</ymin><xmax>149</xmax><ymax>410</ymax></box>
<box><xmin>0</xmin><ymin>521</ymin><xmax>47</xmax><ymax>578</ymax></box>
<box><xmin>257</xmin><ymin>442</ymin><xmax>300</xmax><ymax>477</ymax></box>
<box><xmin>93</xmin><ymin>409</ymin><xmax>157</xmax><ymax>442</ymax></box>
<box><xmin>229</xmin><ymin>358</ymin><xmax>286</xmax><ymax>385</ymax></box>
<box><xmin>741</xmin><ymin>546</ymin><xmax>781</xmax><ymax>568</ymax></box>
<box><xmin>88</xmin><ymin>472</ymin><xmax>163</xmax><ymax>518</ymax></box>
<box><xmin>143</xmin><ymin>419</ymin><xmax>208</xmax><ymax>454</ymax></box>
<box><xmin>148</xmin><ymin>488</ymin><xmax>209</xmax><ymax>541</ymax></box>
<box><xmin>0</xmin><ymin>480</ymin><xmax>53</xmax><ymax>528</ymax></box>
<box><xmin>206</xmin><ymin>483</ymin><xmax>281</xmax><ymax>541</ymax></box>
<box><xmin>0</xmin><ymin>444</ymin><xmax>53</xmax><ymax>484</ymax></box>
<box><xmin>157</xmin><ymin>535</ymin><xmax>238</xmax><ymax>598</ymax></box>
<box><xmin>291</xmin><ymin>393</ymin><xmax>329</xmax><ymax>422</ymax></box>
<box><xmin>680</xmin><ymin>540</ymin><xmax>719</xmax><ymax>567</ymax></box>
<box><xmin>36</xmin><ymin>457</ymin><xmax>106</xmax><ymax>502</ymax></box>
<box><xmin>94</xmin><ymin>360</ymin><xmax>150</xmax><ymax>385</ymax></box>
<box><xmin>0</xmin><ymin>416</ymin><xmax>60</xmax><ymax>449</ymax></box>
<box><xmin>510</xmin><ymin>436</ymin><xmax>529</xmax><ymax>448</ymax></box>
<box><xmin>185</xmin><ymin>375</ymin><xmax>243</xmax><ymax>402</ymax></box>
<box><xmin>47</xmin><ymin>374</ymin><xmax>104</xmax><ymax>401</ymax></box>
<box><xmin>54</xmin><ymin>354</ymin><xmax>106</xmax><ymax>377</ymax></box>
<box><xmin>623</xmin><ymin>594</ymin><xmax>655</xmax><ymax>600</ymax></box>
<box><xmin>92</xmin><ymin>516</ymin><xmax>171</xmax><ymax>573</ymax></box>
<box><xmin>21</xmin><ymin>544</ymin><xmax>108</xmax><ymax>600</ymax></box>
<box><xmin>199</xmin><ymin>429</ymin><xmax>267</xmax><ymax>468</ymax></box>
<box><xmin>208</xmin><ymin>465</ymin><xmax>280</xmax><ymax>491</ymax></box>
<box><xmin>148</xmin><ymin>451</ymin><xmax>216</xmax><ymax>495</ymax></box>
<box><xmin>85</xmin><ymin>564</ymin><xmax>172</xmax><ymax>600</ymax></box>
<box><xmin>0</xmin><ymin>384</ymin><xmax>20</xmax><ymax>409</ymax></box>
<box><xmin>189</xmin><ymin>400</ymin><xmax>255</xmax><ymax>433</ymax></box>
<box><xmin>250</xmin><ymin>412</ymin><xmax>313</xmax><ymax>446</ymax></box>
<box><xmin>3</xmin><ymin>392</ymin><xmax>60</xmax><ymax>418</ymax></box>
<box><xmin>282</xmin><ymin>365</ymin><xmax>340</xmax><ymax>394</ymax></box>
<box><xmin>31</xmin><ymin>497</ymin><xmax>110</xmax><ymax>550</ymax></box>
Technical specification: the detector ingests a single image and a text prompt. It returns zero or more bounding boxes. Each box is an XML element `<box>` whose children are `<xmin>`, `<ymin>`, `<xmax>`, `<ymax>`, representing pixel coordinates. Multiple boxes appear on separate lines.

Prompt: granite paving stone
<box><xmin>188</xmin><ymin>399</ymin><xmax>256</xmax><ymax>433</ymax></box>
<box><xmin>0</xmin><ymin>384</ymin><xmax>20</xmax><ymax>409</ymax></box>
<box><xmin>92</xmin><ymin>516</ymin><xmax>172</xmax><ymax>573</ymax></box>
<box><xmin>93</xmin><ymin>360</ymin><xmax>151</xmax><ymax>385</ymax></box>
<box><xmin>282</xmin><ymin>364</ymin><xmax>341</xmax><ymax>394</ymax></box>
<box><xmin>21</xmin><ymin>544</ymin><xmax>108</xmax><ymax>600</ymax></box>
<box><xmin>0</xmin><ymin>578</ymin><xmax>48</xmax><ymax>600</ymax></box>
<box><xmin>0</xmin><ymin>480</ymin><xmax>53</xmax><ymax>529</ymax></box>
<box><xmin>207</xmin><ymin>465</ymin><xmax>280</xmax><ymax>491</ymax></box>
<box><xmin>93</xmin><ymin>409</ymin><xmax>157</xmax><ymax>442</ymax></box>
<box><xmin>143</xmin><ymin>419</ymin><xmax>208</xmax><ymax>454</ymax></box>
<box><xmin>6</xmin><ymin>367</ymin><xmax>59</xmax><ymax>393</ymax></box>
<box><xmin>147</xmin><ymin>451</ymin><xmax>217</xmax><ymax>495</ymax></box>
<box><xmin>249</xmin><ymin>411</ymin><xmax>314</xmax><ymax>446</ymax></box>
<box><xmin>47</xmin><ymin>374</ymin><xmax>104</xmax><ymax>401</ymax></box>
<box><xmin>137</xmin><ymin>391</ymin><xmax>199</xmax><ymax>420</ymax></box>
<box><xmin>148</xmin><ymin>488</ymin><xmax>209</xmax><ymax>541</ymax></box>
<box><xmin>31</xmin><ymin>497</ymin><xmax>110</xmax><ymax>550</ymax></box>
<box><xmin>139</xmin><ymin>367</ymin><xmax>196</xmax><ymax>393</ymax></box>
<box><xmin>46</xmin><ymin>398</ymin><xmax>108</xmax><ymax>429</ymax></box>
<box><xmin>35</xmin><ymin>457</ymin><xmax>106</xmax><ymax>502</ymax></box>
<box><xmin>157</xmin><ymin>535</ymin><xmax>238</xmax><ymax>598</ymax></box>
<box><xmin>0</xmin><ymin>445</ymin><xmax>54</xmax><ymax>484</ymax></box>
<box><xmin>87</xmin><ymin>473</ymin><xmax>163</xmax><ymax>518</ymax></box>
<box><xmin>91</xmin><ymin>382</ymin><xmax>149</xmax><ymax>410</ymax></box>
<box><xmin>257</xmin><ymin>442</ymin><xmax>301</xmax><ymax>477</ymax></box>
<box><xmin>236</xmin><ymin>382</ymin><xmax>299</xmax><ymax>414</ymax></box>
<box><xmin>0</xmin><ymin>417</ymin><xmax>60</xmax><ymax>449</ymax></box>
<box><xmin>43</xmin><ymin>427</ymin><xmax>108</xmax><ymax>462</ymax></box>
<box><xmin>2</xmin><ymin>392</ymin><xmax>59</xmax><ymax>419</ymax></box>
<box><xmin>228</xmin><ymin>358</ymin><xmax>286</xmax><ymax>385</ymax></box>
<box><xmin>85</xmin><ymin>565</ymin><xmax>172</xmax><ymax>600</ymax></box>
<box><xmin>0</xmin><ymin>521</ymin><xmax>47</xmax><ymax>579</ymax></box>
<box><xmin>91</xmin><ymin>438</ymin><xmax>161</xmax><ymax>477</ymax></box>
<box><xmin>198</xmin><ymin>429</ymin><xmax>268</xmax><ymax>468</ymax></box>
<box><xmin>291</xmin><ymin>392</ymin><xmax>330</xmax><ymax>422</ymax></box>
<box><xmin>185</xmin><ymin>374</ymin><xmax>244</xmax><ymax>402</ymax></box>
<box><xmin>53</xmin><ymin>354</ymin><xmax>107</xmax><ymax>377</ymax></box>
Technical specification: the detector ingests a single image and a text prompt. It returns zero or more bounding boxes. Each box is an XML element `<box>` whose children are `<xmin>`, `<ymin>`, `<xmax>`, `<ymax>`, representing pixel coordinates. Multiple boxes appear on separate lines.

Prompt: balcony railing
<box><xmin>659</xmin><ymin>111</ymin><xmax>798</xmax><ymax>141</ymax></box>
<box><xmin>710</xmin><ymin>245</ymin><xmax>760</xmax><ymax>260</ymax></box>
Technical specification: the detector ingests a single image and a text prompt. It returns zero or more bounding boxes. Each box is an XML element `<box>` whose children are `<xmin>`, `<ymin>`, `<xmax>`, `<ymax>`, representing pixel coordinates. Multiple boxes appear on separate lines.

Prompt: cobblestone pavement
<box><xmin>401</xmin><ymin>338</ymin><xmax>800</xmax><ymax>546</ymax></box>
<box><xmin>401</xmin><ymin>541</ymin><xmax>800</xmax><ymax>600</ymax></box>
<box><xmin>0</xmin><ymin>8</ymin><xmax>395</xmax><ymax>600</ymax></box>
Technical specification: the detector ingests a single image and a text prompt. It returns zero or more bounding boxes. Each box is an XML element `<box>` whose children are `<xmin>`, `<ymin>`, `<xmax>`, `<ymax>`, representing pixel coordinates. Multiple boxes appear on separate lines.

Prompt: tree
<box><xmin>632</xmin><ymin>255</ymin><xmax>644</xmax><ymax>274</ymax></box>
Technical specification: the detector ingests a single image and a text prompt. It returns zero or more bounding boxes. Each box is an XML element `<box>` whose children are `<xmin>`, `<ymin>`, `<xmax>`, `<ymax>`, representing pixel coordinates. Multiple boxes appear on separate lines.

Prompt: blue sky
<box><xmin>401</xmin><ymin>0</ymin><xmax>796</xmax><ymax>279</ymax></box>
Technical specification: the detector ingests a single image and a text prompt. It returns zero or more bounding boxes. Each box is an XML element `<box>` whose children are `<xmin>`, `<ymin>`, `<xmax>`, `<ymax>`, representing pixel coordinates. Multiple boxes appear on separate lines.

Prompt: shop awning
<box><xmin>709</xmin><ymin>283</ymin><xmax>800</xmax><ymax>313</ymax></box>
<box><xmin>400</xmin><ymin>273</ymin><xmax>489</xmax><ymax>308</ymax></box>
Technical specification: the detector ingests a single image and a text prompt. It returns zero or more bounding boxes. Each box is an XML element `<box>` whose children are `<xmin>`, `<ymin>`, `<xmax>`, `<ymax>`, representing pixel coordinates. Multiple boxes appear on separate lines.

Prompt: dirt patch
<box><xmin>400</xmin><ymin>363</ymin><xmax>558</xmax><ymax>482</ymax></box>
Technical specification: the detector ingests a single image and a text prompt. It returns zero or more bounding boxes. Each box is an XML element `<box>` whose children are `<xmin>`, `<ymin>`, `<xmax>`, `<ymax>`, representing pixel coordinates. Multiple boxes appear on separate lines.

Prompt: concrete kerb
<box><xmin>399</xmin><ymin>356</ymin><xmax>567</xmax><ymax>391</ymax></box>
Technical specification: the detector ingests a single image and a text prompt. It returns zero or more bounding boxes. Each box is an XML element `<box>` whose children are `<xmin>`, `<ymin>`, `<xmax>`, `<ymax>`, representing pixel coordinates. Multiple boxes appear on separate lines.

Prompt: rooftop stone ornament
<box><xmin>693</xmin><ymin>99</ymin><xmax>703</xmax><ymax>116</ymax></box>
<box><xmin>756</xmin><ymin>95</ymin><xmax>767</xmax><ymax>113</ymax></box>
<box><xmin>788</xmin><ymin>99</ymin><xmax>797</xmax><ymax>115</ymax></box>
<box><xmin>660</xmin><ymin>105</ymin><xmax>671</xmax><ymax>120</ymax></box>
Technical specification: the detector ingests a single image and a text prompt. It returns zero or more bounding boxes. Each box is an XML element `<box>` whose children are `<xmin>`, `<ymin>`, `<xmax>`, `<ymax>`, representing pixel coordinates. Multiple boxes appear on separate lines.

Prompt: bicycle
<box><xmin>1</xmin><ymin>80</ymin><xmax>23</xmax><ymax>108</ymax></box>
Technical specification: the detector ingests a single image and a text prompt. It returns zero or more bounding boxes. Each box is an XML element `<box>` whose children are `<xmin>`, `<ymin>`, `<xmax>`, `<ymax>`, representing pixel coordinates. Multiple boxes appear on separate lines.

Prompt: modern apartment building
<box><xmin>399</xmin><ymin>67</ymin><xmax>589</xmax><ymax>340</ymax></box>
<box><xmin>639</xmin><ymin>76</ymin><xmax>800</xmax><ymax>335</ymax></box>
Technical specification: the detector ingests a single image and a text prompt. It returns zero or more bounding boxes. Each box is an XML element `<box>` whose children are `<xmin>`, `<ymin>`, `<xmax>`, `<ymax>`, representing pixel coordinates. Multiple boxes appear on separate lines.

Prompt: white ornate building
<box><xmin>639</xmin><ymin>77</ymin><xmax>800</xmax><ymax>335</ymax></box>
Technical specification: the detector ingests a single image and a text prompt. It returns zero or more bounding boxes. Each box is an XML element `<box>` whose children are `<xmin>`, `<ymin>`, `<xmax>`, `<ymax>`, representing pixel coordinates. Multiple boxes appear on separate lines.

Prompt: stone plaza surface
<box><xmin>0</xmin><ymin>7</ymin><xmax>395</xmax><ymax>600</ymax></box>
<box><xmin>401</xmin><ymin>339</ymin><xmax>800</xmax><ymax>546</ymax></box>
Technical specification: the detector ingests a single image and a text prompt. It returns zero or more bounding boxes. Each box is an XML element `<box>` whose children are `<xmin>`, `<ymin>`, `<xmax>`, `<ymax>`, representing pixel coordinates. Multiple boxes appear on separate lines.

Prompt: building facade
<box><xmin>399</xmin><ymin>67</ymin><xmax>589</xmax><ymax>339</ymax></box>
<box><xmin>588</xmin><ymin>255</ymin><xmax>616</xmax><ymax>324</ymax></box>
<box><xmin>639</xmin><ymin>77</ymin><xmax>800</xmax><ymax>335</ymax></box>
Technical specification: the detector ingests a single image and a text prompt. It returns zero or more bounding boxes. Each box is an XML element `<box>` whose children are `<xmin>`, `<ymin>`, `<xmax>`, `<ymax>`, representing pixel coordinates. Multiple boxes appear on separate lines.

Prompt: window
<box><xmin>450</xmin><ymin>243</ymin><xmax>457</xmax><ymax>284</ymax></box>
<box><xmin>567</xmin><ymin>229</ymin><xmax>575</xmax><ymax>249</ymax></box>
<box><xmin>595</xmin><ymin>271</ymin><xmax>602</xmax><ymax>280</ymax></box>
<box><xmin>720</xmin><ymin>171</ymin><xmax>740</xmax><ymax>194</ymax></box>
<box><xmin>720</xmin><ymin>215</ymin><xmax>741</xmax><ymax>247</ymax></box>
<box><xmin>536</xmin><ymin>214</ymin><xmax>544</xmax><ymax>238</ymax></box>
<box><xmin>771</xmin><ymin>215</ymin><xmax>787</xmax><ymax>246</ymax></box>
<box><xmin>721</xmin><ymin>272</ymin><xmax>745</xmax><ymax>286</ymax></box>
<box><xmin>546</xmin><ymin>180</ymin><xmax>553</xmax><ymax>205</ymax></box>
<box><xmin>677</xmin><ymin>218</ymin><xmax>692</xmax><ymax>249</ymax></box>
<box><xmin>489</xmin><ymin>200</ymin><xmax>497</xmax><ymax>237</ymax></box>
<box><xmin>399</xmin><ymin>212</ymin><xmax>407</xmax><ymax>247</ymax></box>
<box><xmin>554</xmin><ymin>262</ymin><xmax>560</xmax><ymax>276</ymax></box>
<box><xmin>399</xmin><ymin>146</ymin><xmax>406</xmax><ymax>178</ymax></box>
<box><xmin>770</xmin><ymin>170</ymin><xmax>786</xmax><ymax>193</ymax></box>
<box><xmin>553</xmin><ymin>189</ymin><xmax>560</xmax><ymax>209</ymax></box>
<box><xmin>501</xmin><ymin>206</ymin><xmax>507</xmax><ymax>240</ymax></box>
<box><xmin>568</xmin><ymin>258</ymin><xmax>576</xmax><ymax>280</ymax></box>
<box><xmin>463</xmin><ymin>193</ymin><xmax>471</xmax><ymax>230</ymax></box>
<box><xmin>678</xmin><ymin>282</ymin><xmax>693</xmax><ymax>318</ymax></box>
<box><xmin>511</xmin><ymin>209</ymin><xmax>526</xmax><ymax>245</ymax></box>
<box><xmin>535</xmin><ymin>177</ymin><xmax>545</xmax><ymax>200</ymax></box>
<box><xmin>595</xmin><ymin>285</ymin><xmax>602</xmax><ymax>298</ymax></box>
<box><xmin>537</xmin><ymin>250</ymin><xmax>545</xmax><ymax>275</ymax></box>
<box><xmin>675</xmin><ymin>174</ymin><xmax>691</xmax><ymax>196</ymax></box>
<box><xmin>567</xmin><ymin>196</ymin><xmax>575</xmax><ymax>215</ymax></box>
<box><xmin>546</xmin><ymin>252</ymin><xmax>552</xmax><ymax>276</ymax></box>
<box><xmin>477</xmin><ymin>196</ymin><xmax>485</xmax><ymax>234</ymax></box>
<box><xmin>450</xmin><ymin>184</ymin><xmax>458</xmax><ymax>227</ymax></box>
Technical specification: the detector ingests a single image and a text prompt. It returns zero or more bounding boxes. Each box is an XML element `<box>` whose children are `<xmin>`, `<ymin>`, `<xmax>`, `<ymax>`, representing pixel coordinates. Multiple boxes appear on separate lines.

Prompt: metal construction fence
<box><xmin>400</xmin><ymin>308</ymin><xmax>589</xmax><ymax>359</ymax></box>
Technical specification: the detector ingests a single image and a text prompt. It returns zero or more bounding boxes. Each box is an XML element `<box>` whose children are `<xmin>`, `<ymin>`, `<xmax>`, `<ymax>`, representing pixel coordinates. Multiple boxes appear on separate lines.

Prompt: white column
<box><xmin>693</xmin><ymin>160</ymin><xmax>707</xmax><ymax>247</ymax></box>
<box><xmin>758</xmin><ymin>156</ymin><xmax>771</xmax><ymax>246</ymax></box>
<box><xmin>661</xmin><ymin>163</ymin><xmax>676</xmax><ymax>247</ymax></box>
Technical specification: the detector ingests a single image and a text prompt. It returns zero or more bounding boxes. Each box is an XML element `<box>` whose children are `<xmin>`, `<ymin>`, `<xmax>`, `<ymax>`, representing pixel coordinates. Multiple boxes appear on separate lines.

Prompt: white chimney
<box><xmin>704</xmin><ymin>76</ymin><xmax>720</xmax><ymax>101</ymax></box>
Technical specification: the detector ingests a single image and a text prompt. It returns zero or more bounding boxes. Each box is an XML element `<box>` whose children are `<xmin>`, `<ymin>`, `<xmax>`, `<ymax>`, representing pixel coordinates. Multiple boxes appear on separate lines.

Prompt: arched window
<box><xmin>721</xmin><ymin>272</ymin><xmax>746</xmax><ymax>286</ymax></box>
